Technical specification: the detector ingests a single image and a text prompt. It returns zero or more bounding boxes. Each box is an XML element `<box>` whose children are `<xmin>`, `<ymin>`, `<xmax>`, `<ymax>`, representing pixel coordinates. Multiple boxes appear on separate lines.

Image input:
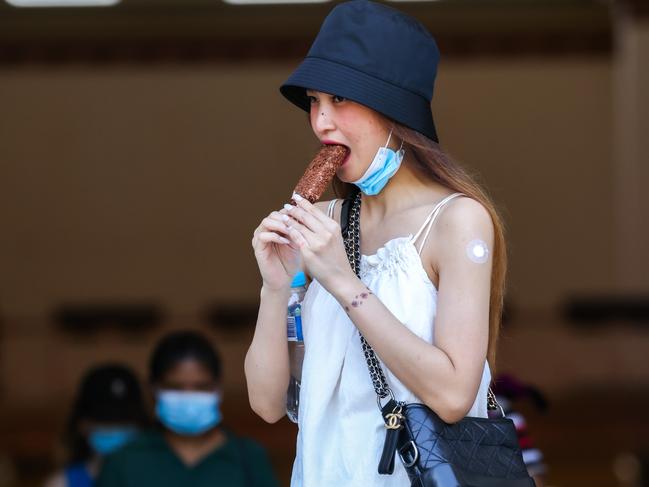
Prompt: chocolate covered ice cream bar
<box><xmin>292</xmin><ymin>145</ymin><xmax>348</xmax><ymax>203</ymax></box>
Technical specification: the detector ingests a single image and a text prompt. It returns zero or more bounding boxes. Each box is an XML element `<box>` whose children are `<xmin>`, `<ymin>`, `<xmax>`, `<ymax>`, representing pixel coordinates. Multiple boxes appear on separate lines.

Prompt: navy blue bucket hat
<box><xmin>280</xmin><ymin>0</ymin><xmax>440</xmax><ymax>142</ymax></box>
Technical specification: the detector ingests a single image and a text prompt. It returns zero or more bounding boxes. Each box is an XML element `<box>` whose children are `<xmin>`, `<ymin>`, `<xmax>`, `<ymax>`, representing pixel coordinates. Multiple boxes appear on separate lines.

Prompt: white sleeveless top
<box><xmin>291</xmin><ymin>193</ymin><xmax>492</xmax><ymax>487</ymax></box>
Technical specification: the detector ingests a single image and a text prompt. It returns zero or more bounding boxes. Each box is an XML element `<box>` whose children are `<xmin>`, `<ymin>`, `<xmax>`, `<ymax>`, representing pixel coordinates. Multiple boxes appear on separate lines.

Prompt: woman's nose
<box><xmin>312</xmin><ymin>108</ymin><xmax>335</xmax><ymax>134</ymax></box>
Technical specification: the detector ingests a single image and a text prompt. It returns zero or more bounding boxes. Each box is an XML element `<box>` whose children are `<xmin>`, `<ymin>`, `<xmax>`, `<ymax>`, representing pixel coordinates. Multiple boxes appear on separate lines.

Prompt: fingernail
<box><xmin>283</xmin><ymin>203</ymin><xmax>293</xmax><ymax>211</ymax></box>
<box><xmin>281</xmin><ymin>214</ymin><xmax>290</xmax><ymax>222</ymax></box>
<box><xmin>279</xmin><ymin>237</ymin><xmax>290</xmax><ymax>244</ymax></box>
<box><xmin>292</xmin><ymin>192</ymin><xmax>303</xmax><ymax>202</ymax></box>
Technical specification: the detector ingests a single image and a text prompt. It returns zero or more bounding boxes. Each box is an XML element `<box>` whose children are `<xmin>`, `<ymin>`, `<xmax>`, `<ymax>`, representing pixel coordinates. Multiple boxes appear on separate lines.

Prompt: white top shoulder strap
<box><xmin>412</xmin><ymin>192</ymin><xmax>464</xmax><ymax>255</ymax></box>
<box><xmin>327</xmin><ymin>199</ymin><xmax>339</xmax><ymax>219</ymax></box>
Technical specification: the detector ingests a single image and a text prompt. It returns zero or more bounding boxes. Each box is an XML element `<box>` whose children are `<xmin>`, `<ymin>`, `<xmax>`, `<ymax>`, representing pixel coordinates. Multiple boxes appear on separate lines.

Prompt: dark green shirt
<box><xmin>96</xmin><ymin>430</ymin><xmax>279</xmax><ymax>487</ymax></box>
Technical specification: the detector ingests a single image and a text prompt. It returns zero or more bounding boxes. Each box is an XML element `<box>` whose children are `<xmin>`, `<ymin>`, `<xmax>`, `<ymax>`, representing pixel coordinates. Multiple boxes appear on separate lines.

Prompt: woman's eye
<box><xmin>306</xmin><ymin>95</ymin><xmax>317</xmax><ymax>104</ymax></box>
<box><xmin>332</xmin><ymin>95</ymin><xmax>346</xmax><ymax>103</ymax></box>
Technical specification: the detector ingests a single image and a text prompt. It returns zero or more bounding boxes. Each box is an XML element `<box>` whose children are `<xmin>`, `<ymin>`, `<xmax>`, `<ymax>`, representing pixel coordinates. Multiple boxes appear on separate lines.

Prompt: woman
<box><xmin>45</xmin><ymin>364</ymin><xmax>148</xmax><ymax>487</ymax></box>
<box><xmin>97</xmin><ymin>330</ymin><xmax>279</xmax><ymax>487</ymax></box>
<box><xmin>245</xmin><ymin>0</ymin><xmax>507</xmax><ymax>485</ymax></box>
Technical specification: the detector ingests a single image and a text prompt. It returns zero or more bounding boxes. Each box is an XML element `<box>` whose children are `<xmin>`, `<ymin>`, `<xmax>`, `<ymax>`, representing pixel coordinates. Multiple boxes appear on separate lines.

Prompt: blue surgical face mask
<box><xmin>353</xmin><ymin>129</ymin><xmax>404</xmax><ymax>196</ymax></box>
<box><xmin>88</xmin><ymin>427</ymin><xmax>138</xmax><ymax>456</ymax></box>
<box><xmin>156</xmin><ymin>390</ymin><xmax>222</xmax><ymax>436</ymax></box>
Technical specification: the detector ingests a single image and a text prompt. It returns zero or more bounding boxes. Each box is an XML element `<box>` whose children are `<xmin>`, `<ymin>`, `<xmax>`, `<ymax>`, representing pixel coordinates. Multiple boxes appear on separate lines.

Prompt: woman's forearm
<box><xmin>329</xmin><ymin>275</ymin><xmax>485</xmax><ymax>423</ymax></box>
<box><xmin>244</xmin><ymin>285</ymin><xmax>291</xmax><ymax>423</ymax></box>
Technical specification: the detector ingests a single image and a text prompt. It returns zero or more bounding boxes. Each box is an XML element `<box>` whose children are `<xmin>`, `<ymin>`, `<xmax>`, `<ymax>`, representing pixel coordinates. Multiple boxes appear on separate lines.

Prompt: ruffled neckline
<box><xmin>359</xmin><ymin>235</ymin><xmax>437</xmax><ymax>291</ymax></box>
<box><xmin>361</xmin><ymin>235</ymin><xmax>414</xmax><ymax>261</ymax></box>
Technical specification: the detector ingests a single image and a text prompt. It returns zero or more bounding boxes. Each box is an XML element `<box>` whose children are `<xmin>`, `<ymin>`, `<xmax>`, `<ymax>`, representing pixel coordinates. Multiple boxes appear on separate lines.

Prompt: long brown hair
<box><xmin>332</xmin><ymin>123</ymin><xmax>507</xmax><ymax>370</ymax></box>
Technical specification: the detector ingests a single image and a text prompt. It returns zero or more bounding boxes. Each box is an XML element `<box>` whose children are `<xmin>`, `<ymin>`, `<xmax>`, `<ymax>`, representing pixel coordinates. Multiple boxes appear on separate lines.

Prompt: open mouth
<box><xmin>341</xmin><ymin>148</ymin><xmax>351</xmax><ymax>166</ymax></box>
<box><xmin>325</xmin><ymin>144</ymin><xmax>350</xmax><ymax>166</ymax></box>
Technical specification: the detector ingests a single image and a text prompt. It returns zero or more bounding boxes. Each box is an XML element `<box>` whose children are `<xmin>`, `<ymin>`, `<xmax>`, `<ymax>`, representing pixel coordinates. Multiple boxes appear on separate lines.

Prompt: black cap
<box><xmin>75</xmin><ymin>364</ymin><xmax>146</xmax><ymax>423</ymax></box>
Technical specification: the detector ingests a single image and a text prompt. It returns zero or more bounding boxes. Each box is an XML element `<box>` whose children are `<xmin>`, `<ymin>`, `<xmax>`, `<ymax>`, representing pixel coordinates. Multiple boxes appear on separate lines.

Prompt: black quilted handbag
<box><xmin>341</xmin><ymin>190</ymin><xmax>536</xmax><ymax>487</ymax></box>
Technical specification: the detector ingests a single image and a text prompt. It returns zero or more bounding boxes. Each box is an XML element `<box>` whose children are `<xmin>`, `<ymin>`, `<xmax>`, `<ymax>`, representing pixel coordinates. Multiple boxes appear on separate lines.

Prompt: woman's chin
<box><xmin>336</xmin><ymin>174</ymin><xmax>355</xmax><ymax>185</ymax></box>
<box><xmin>335</xmin><ymin>167</ymin><xmax>358</xmax><ymax>184</ymax></box>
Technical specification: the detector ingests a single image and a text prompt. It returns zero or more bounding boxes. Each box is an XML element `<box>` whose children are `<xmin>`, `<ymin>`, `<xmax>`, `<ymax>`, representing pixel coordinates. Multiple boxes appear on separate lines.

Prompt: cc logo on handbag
<box><xmin>384</xmin><ymin>411</ymin><xmax>404</xmax><ymax>430</ymax></box>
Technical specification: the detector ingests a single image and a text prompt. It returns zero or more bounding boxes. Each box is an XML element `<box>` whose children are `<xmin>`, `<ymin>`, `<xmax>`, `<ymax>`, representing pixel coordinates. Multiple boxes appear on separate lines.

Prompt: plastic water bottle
<box><xmin>286</xmin><ymin>271</ymin><xmax>307</xmax><ymax>423</ymax></box>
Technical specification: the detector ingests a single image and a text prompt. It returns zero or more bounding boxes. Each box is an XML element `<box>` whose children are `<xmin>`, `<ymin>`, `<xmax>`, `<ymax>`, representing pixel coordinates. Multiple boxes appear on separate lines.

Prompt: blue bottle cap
<box><xmin>291</xmin><ymin>271</ymin><xmax>307</xmax><ymax>288</ymax></box>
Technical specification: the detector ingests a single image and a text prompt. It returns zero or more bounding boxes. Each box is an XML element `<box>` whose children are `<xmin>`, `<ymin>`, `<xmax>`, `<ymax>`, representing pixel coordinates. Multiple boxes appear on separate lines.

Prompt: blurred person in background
<box><xmin>45</xmin><ymin>364</ymin><xmax>148</xmax><ymax>487</ymax></box>
<box><xmin>493</xmin><ymin>373</ymin><xmax>548</xmax><ymax>487</ymax></box>
<box><xmin>96</xmin><ymin>330</ymin><xmax>278</xmax><ymax>487</ymax></box>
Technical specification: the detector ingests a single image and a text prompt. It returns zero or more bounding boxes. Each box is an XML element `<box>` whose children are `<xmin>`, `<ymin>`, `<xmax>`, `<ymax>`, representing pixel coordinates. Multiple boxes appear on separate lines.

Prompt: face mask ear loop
<box><xmin>385</xmin><ymin>128</ymin><xmax>393</xmax><ymax>149</ymax></box>
<box><xmin>395</xmin><ymin>135</ymin><xmax>405</xmax><ymax>162</ymax></box>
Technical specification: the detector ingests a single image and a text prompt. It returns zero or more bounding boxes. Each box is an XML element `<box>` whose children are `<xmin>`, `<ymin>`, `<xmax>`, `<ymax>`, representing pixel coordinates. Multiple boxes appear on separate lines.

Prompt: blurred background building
<box><xmin>0</xmin><ymin>0</ymin><xmax>648</xmax><ymax>485</ymax></box>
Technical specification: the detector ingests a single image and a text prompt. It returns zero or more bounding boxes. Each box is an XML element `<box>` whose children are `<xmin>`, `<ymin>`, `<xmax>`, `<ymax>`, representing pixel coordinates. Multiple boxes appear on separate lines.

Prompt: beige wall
<box><xmin>0</xmin><ymin>58</ymin><xmax>615</xmax><ymax>320</ymax></box>
<box><xmin>0</xmin><ymin>65</ymin><xmax>316</xmax><ymax>317</ymax></box>
<box><xmin>614</xmin><ymin>16</ymin><xmax>649</xmax><ymax>291</ymax></box>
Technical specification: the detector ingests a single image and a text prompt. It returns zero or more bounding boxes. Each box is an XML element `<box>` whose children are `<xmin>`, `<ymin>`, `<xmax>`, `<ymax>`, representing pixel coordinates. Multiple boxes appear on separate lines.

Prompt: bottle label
<box><xmin>287</xmin><ymin>315</ymin><xmax>298</xmax><ymax>341</ymax></box>
<box><xmin>287</xmin><ymin>304</ymin><xmax>303</xmax><ymax>341</ymax></box>
<box><xmin>295</xmin><ymin>310</ymin><xmax>303</xmax><ymax>341</ymax></box>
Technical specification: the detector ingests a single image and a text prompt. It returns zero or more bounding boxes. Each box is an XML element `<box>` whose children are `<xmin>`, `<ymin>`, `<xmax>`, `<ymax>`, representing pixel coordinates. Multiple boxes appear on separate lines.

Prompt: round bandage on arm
<box><xmin>466</xmin><ymin>239</ymin><xmax>490</xmax><ymax>264</ymax></box>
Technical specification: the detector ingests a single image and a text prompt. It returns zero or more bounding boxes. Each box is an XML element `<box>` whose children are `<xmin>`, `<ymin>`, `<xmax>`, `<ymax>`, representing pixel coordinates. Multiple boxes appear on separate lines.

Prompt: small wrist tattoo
<box><xmin>344</xmin><ymin>287</ymin><xmax>373</xmax><ymax>314</ymax></box>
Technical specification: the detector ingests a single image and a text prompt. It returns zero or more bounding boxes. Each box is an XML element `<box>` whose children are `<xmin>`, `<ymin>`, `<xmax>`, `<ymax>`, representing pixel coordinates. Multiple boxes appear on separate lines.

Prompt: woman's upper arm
<box><xmin>426</xmin><ymin>197</ymin><xmax>494</xmax><ymax>383</ymax></box>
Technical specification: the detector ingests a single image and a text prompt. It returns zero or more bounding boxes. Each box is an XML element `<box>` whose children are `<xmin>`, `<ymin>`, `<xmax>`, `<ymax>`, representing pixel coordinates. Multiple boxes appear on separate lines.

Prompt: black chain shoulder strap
<box><xmin>342</xmin><ymin>190</ymin><xmax>500</xmax><ymax>412</ymax></box>
<box><xmin>343</xmin><ymin>191</ymin><xmax>394</xmax><ymax>403</ymax></box>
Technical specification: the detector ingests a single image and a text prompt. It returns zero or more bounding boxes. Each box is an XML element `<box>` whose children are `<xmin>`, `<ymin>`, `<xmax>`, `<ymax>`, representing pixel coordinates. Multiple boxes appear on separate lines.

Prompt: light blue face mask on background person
<box><xmin>88</xmin><ymin>427</ymin><xmax>138</xmax><ymax>455</ymax></box>
<box><xmin>352</xmin><ymin>129</ymin><xmax>405</xmax><ymax>196</ymax></box>
<box><xmin>156</xmin><ymin>390</ymin><xmax>222</xmax><ymax>436</ymax></box>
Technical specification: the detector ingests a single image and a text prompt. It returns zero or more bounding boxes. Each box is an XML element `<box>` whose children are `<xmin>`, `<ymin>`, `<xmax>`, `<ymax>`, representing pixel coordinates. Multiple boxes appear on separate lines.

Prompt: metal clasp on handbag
<box><xmin>398</xmin><ymin>440</ymin><xmax>419</xmax><ymax>468</ymax></box>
